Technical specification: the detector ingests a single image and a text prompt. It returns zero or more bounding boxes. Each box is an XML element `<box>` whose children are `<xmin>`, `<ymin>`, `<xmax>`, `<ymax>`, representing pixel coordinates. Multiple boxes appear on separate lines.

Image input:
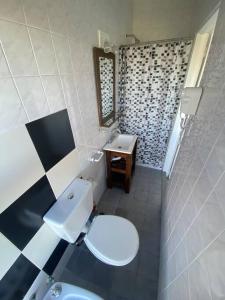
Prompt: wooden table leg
<box><xmin>106</xmin><ymin>151</ymin><xmax>112</xmax><ymax>188</ymax></box>
<box><xmin>125</xmin><ymin>154</ymin><xmax>132</xmax><ymax>193</ymax></box>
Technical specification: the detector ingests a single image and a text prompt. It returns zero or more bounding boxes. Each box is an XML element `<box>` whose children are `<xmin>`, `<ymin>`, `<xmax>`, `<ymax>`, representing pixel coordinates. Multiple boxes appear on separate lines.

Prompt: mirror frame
<box><xmin>93</xmin><ymin>47</ymin><xmax>116</xmax><ymax>127</ymax></box>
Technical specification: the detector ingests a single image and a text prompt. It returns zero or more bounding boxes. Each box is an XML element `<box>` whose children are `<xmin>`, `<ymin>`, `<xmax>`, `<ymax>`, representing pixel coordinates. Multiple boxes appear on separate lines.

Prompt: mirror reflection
<box><xmin>93</xmin><ymin>47</ymin><xmax>115</xmax><ymax>127</ymax></box>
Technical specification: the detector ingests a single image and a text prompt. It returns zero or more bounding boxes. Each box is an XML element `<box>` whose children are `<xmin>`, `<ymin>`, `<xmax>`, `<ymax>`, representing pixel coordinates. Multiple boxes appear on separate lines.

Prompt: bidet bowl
<box><xmin>43</xmin><ymin>282</ymin><xmax>103</xmax><ymax>300</ymax></box>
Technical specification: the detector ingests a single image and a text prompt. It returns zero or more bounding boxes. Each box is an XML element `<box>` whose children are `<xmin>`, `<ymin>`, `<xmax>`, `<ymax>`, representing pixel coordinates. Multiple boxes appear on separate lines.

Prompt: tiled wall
<box><xmin>0</xmin><ymin>0</ymin><xmax>132</xmax><ymax>299</ymax></box>
<box><xmin>0</xmin><ymin>110</ymin><xmax>75</xmax><ymax>299</ymax></box>
<box><xmin>159</xmin><ymin>2</ymin><xmax>225</xmax><ymax>299</ymax></box>
<box><xmin>0</xmin><ymin>0</ymin><xmax>132</xmax><ymax>202</ymax></box>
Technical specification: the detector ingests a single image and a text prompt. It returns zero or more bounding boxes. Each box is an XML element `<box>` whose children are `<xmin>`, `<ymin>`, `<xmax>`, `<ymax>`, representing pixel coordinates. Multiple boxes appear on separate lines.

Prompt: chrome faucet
<box><xmin>50</xmin><ymin>284</ymin><xmax>62</xmax><ymax>297</ymax></box>
<box><xmin>108</xmin><ymin>128</ymin><xmax>121</xmax><ymax>143</ymax></box>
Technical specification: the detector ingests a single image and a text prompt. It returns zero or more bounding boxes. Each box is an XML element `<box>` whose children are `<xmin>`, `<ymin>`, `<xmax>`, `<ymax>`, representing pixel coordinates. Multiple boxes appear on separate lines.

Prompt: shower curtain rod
<box><xmin>120</xmin><ymin>36</ymin><xmax>193</xmax><ymax>48</ymax></box>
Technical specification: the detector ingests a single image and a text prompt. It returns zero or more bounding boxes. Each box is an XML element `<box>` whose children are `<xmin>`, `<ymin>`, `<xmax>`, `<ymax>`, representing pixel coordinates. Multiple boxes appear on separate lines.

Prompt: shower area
<box><xmin>118</xmin><ymin>38</ymin><xmax>192</xmax><ymax>169</ymax></box>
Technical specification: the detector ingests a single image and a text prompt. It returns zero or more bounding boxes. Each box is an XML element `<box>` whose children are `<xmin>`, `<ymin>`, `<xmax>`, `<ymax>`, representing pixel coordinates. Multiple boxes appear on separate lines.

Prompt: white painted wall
<box><xmin>132</xmin><ymin>0</ymin><xmax>196</xmax><ymax>42</ymax></box>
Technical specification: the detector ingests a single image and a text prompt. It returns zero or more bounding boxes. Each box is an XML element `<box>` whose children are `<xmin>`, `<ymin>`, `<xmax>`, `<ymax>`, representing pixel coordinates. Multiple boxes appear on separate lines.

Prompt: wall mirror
<box><xmin>93</xmin><ymin>47</ymin><xmax>116</xmax><ymax>127</ymax></box>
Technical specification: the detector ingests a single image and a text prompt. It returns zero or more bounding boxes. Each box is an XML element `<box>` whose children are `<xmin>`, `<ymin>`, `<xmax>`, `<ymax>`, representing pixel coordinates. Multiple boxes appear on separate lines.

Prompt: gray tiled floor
<box><xmin>59</xmin><ymin>166</ymin><xmax>162</xmax><ymax>300</ymax></box>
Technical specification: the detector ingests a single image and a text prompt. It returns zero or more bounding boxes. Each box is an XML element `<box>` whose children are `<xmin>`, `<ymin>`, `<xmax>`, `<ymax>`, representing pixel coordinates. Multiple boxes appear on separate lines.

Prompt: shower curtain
<box><xmin>119</xmin><ymin>40</ymin><xmax>192</xmax><ymax>169</ymax></box>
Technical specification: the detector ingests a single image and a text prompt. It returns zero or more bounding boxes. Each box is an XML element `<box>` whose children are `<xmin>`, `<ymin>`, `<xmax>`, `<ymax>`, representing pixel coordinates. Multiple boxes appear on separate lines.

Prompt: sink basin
<box><xmin>103</xmin><ymin>134</ymin><xmax>137</xmax><ymax>154</ymax></box>
<box><xmin>43</xmin><ymin>282</ymin><xmax>103</xmax><ymax>300</ymax></box>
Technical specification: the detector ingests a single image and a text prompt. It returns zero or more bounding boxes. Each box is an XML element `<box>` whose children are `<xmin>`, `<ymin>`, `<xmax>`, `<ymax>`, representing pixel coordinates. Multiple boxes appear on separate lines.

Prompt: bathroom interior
<box><xmin>1</xmin><ymin>0</ymin><xmax>225</xmax><ymax>299</ymax></box>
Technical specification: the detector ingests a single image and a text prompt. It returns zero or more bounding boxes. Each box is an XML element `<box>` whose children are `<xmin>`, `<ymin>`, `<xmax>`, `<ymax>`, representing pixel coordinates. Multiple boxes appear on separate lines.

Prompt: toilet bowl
<box><xmin>44</xmin><ymin>178</ymin><xmax>139</xmax><ymax>266</ymax></box>
<box><xmin>84</xmin><ymin>215</ymin><xmax>139</xmax><ymax>266</ymax></box>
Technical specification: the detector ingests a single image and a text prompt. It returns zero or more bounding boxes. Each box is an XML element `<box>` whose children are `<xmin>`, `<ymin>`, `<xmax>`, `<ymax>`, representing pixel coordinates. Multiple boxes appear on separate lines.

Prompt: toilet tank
<box><xmin>43</xmin><ymin>178</ymin><xmax>93</xmax><ymax>243</ymax></box>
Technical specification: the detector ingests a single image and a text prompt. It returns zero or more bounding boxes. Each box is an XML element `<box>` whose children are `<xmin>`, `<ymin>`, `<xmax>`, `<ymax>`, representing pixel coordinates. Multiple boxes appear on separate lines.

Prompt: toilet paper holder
<box><xmin>89</xmin><ymin>151</ymin><xmax>104</xmax><ymax>162</ymax></box>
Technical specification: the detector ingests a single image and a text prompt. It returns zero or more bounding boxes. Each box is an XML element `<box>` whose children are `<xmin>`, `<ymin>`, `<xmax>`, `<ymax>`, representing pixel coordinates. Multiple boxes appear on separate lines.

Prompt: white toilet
<box><xmin>44</xmin><ymin>178</ymin><xmax>139</xmax><ymax>266</ymax></box>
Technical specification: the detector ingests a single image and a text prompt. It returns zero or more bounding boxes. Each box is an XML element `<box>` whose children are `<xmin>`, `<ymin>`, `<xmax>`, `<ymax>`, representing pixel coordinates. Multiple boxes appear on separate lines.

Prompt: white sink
<box><xmin>43</xmin><ymin>282</ymin><xmax>103</xmax><ymax>300</ymax></box>
<box><xmin>103</xmin><ymin>134</ymin><xmax>137</xmax><ymax>154</ymax></box>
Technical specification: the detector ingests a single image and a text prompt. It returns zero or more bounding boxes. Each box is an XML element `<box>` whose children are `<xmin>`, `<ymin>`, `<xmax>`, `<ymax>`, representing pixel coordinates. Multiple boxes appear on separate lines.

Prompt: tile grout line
<box><xmin>167</xmin><ymin>164</ymin><xmax>225</xmax><ymax>265</ymax></box>
<box><xmin>165</xmin><ymin>169</ymin><xmax>190</xmax><ymax>229</ymax></box>
<box><xmin>164</xmin><ymin>152</ymin><xmax>198</xmax><ymax>244</ymax></box>
<box><xmin>20</xmin><ymin>3</ymin><xmax>96</xmax><ymax>150</ymax></box>
<box><xmin>67</xmin><ymin>38</ymin><xmax>89</xmax><ymax>146</ymax></box>
<box><xmin>164</xmin><ymin>121</ymin><xmax>225</xmax><ymax>251</ymax></box>
<box><xmin>162</xmin><ymin>227</ymin><xmax>225</xmax><ymax>292</ymax></box>
<box><xmin>165</xmin><ymin>139</ymin><xmax>199</xmax><ymax>218</ymax></box>
<box><xmin>164</xmin><ymin>118</ymin><xmax>207</xmax><ymax>229</ymax></box>
<box><xmin>0</xmin><ymin>15</ymin><xmax>71</xmax><ymax>39</ymax></box>
<box><xmin>0</xmin><ymin>73</ymin><xmax>72</xmax><ymax>79</ymax></box>
<box><xmin>0</xmin><ymin>41</ymin><xmax>30</xmax><ymax>122</ymax></box>
<box><xmin>1</xmin><ymin>4</ymin><xmax>77</xmax><ymax>114</ymax></box>
<box><xmin>22</xmin><ymin>3</ymin><xmax>52</xmax><ymax>114</ymax></box>
<box><xmin>47</xmin><ymin>11</ymin><xmax>68</xmax><ymax>110</ymax></box>
<box><xmin>165</xmin><ymin>174</ymin><xmax>180</xmax><ymax>214</ymax></box>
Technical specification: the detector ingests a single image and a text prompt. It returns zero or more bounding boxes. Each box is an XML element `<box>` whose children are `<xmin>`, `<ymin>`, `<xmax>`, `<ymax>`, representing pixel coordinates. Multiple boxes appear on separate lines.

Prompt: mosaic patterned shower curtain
<box><xmin>119</xmin><ymin>40</ymin><xmax>192</xmax><ymax>169</ymax></box>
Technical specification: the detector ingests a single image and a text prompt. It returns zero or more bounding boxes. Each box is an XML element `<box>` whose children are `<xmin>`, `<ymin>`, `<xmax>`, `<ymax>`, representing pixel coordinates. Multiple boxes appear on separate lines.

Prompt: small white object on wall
<box><xmin>97</xmin><ymin>30</ymin><xmax>110</xmax><ymax>48</ymax></box>
<box><xmin>89</xmin><ymin>151</ymin><xmax>104</xmax><ymax>162</ymax></box>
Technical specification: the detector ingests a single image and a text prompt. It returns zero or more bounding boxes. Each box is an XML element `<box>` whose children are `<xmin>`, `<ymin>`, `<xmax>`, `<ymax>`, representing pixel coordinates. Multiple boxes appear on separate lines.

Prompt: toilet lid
<box><xmin>84</xmin><ymin>215</ymin><xmax>139</xmax><ymax>266</ymax></box>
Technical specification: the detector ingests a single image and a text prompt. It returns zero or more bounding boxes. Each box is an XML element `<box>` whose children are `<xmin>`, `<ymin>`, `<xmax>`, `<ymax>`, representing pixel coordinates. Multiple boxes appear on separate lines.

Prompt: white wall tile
<box><xmin>22</xmin><ymin>224</ymin><xmax>60</xmax><ymax>269</ymax></box>
<box><xmin>29</xmin><ymin>28</ymin><xmax>58</xmax><ymax>75</ymax></box>
<box><xmin>198</xmin><ymin>193</ymin><xmax>225</xmax><ymax>250</ymax></box>
<box><xmin>0</xmin><ymin>233</ymin><xmax>20</xmax><ymax>280</ymax></box>
<box><xmin>80</xmin><ymin>152</ymin><xmax>106</xmax><ymax>203</ymax></box>
<box><xmin>214</xmin><ymin>171</ymin><xmax>225</xmax><ymax>218</ymax></box>
<box><xmin>67</xmin><ymin>105</ymin><xmax>86</xmax><ymax>146</ymax></box>
<box><xmin>52</xmin><ymin>34</ymin><xmax>72</xmax><ymax>75</ymax></box>
<box><xmin>23</xmin><ymin>0</ymin><xmax>49</xmax><ymax>30</ymax></box>
<box><xmin>172</xmin><ymin>272</ymin><xmax>189</xmax><ymax>300</ymax></box>
<box><xmin>61</xmin><ymin>74</ymin><xmax>77</xmax><ymax>108</ymax></box>
<box><xmin>0</xmin><ymin>45</ymin><xmax>11</xmax><ymax>77</ymax></box>
<box><xmin>174</xmin><ymin>240</ymin><xmax>188</xmax><ymax>277</ymax></box>
<box><xmin>46</xmin><ymin>149</ymin><xmax>81</xmax><ymax>198</ymax></box>
<box><xmin>15</xmin><ymin>76</ymin><xmax>50</xmax><ymax>120</ymax></box>
<box><xmin>0</xmin><ymin>125</ymin><xmax>45</xmax><ymax>212</ymax></box>
<box><xmin>159</xmin><ymin>3</ymin><xmax>225</xmax><ymax>298</ymax></box>
<box><xmin>42</xmin><ymin>75</ymin><xmax>65</xmax><ymax>112</ymax></box>
<box><xmin>188</xmin><ymin>258</ymin><xmax>212</xmax><ymax>300</ymax></box>
<box><xmin>47</xmin><ymin>0</ymin><xmax>68</xmax><ymax>36</ymax></box>
<box><xmin>0</xmin><ymin>20</ymin><xmax>38</xmax><ymax>76</ymax></box>
<box><xmin>185</xmin><ymin>222</ymin><xmax>204</xmax><ymax>264</ymax></box>
<box><xmin>202</xmin><ymin>232</ymin><xmax>225</xmax><ymax>299</ymax></box>
<box><xmin>0</xmin><ymin>78</ymin><xmax>28</xmax><ymax>132</ymax></box>
<box><xmin>0</xmin><ymin>0</ymin><xmax>25</xmax><ymax>23</ymax></box>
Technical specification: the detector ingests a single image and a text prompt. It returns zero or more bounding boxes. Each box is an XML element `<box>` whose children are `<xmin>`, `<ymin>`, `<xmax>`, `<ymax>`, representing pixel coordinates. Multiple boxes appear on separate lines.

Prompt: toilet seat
<box><xmin>84</xmin><ymin>215</ymin><xmax>139</xmax><ymax>266</ymax></box>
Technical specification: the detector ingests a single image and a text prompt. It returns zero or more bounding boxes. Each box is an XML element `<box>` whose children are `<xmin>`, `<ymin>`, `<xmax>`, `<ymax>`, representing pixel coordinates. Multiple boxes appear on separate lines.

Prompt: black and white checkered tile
<box><xmin>119</xmin><ymin>40</ymin><xmax>192</xmax><ymax>169</ymax></box>
<box><xmin>0</xmin><ymin>109</ymin><xmax>76</xmax><ymax>299</ymax></box>
<box><xmin>99</xmin><ymin>56</ymin><xmax>114</xmax><ymax>118</ymax></box>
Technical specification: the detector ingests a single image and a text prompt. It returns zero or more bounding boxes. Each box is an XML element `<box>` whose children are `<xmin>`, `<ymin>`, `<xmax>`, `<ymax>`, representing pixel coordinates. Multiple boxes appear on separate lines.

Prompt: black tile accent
<box><xmin>43</xmin><ymin>240</ymin><xmax>69</xmax><ymax>275</ymax></box>
<box><xmin>0</xmin><ymin>255</ymin><xmax>39</xmax><ymax>300</ymax></box>
<box><xmin>26</xmin><ymin>109</ymin><xmax>75</xmax><ymax>171</ymax></box>
<box><xmin>0</xmin><ymin>176</ymin><xmax>56</xmax><ymax>250</ymax></box>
